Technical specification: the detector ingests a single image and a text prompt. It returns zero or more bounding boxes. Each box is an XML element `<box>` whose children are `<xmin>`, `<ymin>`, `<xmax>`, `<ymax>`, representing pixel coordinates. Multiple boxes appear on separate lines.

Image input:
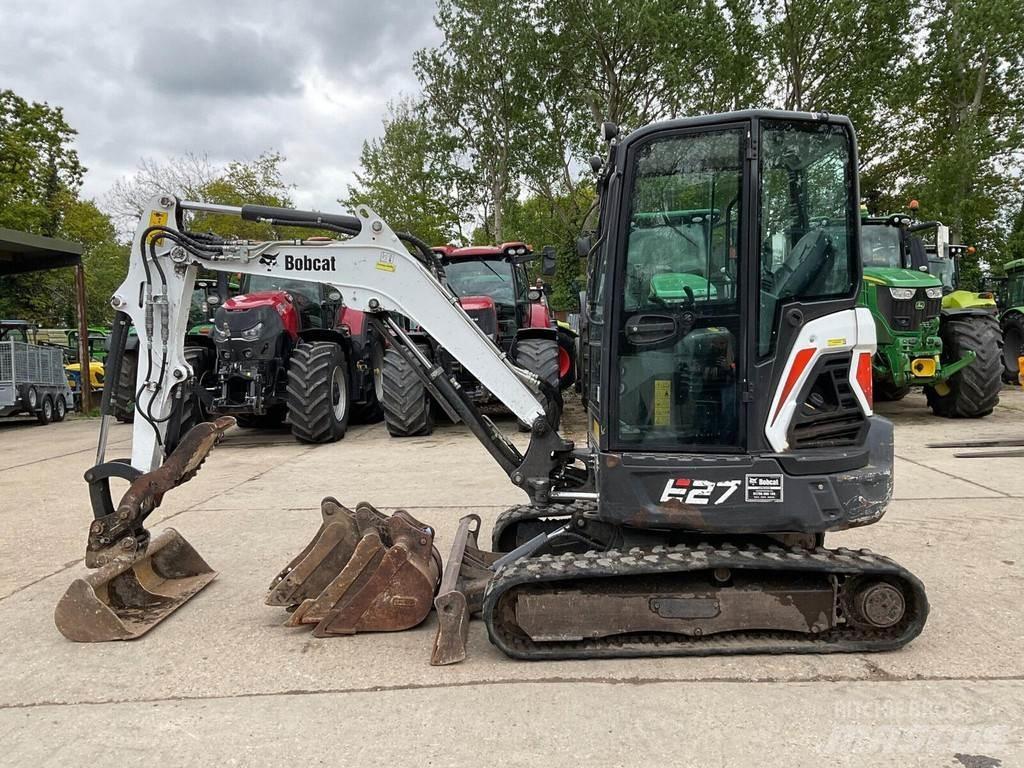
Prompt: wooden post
<box><xmin>74</xmin><ymin>263</ymin><xmax>92</xmax><ymax>413</ymax></box>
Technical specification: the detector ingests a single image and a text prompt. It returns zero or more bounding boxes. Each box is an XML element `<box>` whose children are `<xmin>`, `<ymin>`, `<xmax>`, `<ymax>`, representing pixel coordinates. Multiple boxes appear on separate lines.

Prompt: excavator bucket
<box><xmin>54</xmin><ymin>528</ymin><xmax>216</xmax><ymax>641</ymax></box>
<box><xmin>268</xmin><ymin>500</ymin><xmax>441</xmax><ymax>635</ymax></box>
<box><xmin>431</xmin><ymin>514</ymin><xmax>501</xmax><ymax>666</ymax></box>
<box><xmin>54</xmin><ymin>417</ymin><xmax>234</xmax><ymax>642</ymax></box>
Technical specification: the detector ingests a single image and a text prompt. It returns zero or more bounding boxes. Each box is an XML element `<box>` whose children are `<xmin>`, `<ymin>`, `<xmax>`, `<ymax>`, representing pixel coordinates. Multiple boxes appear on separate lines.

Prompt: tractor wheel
<box><xmin>925</xmin><ymin>314</ymin><xmax>1002</xmax><ymax>418</ymax></box>
<box><xmin>352</xmin><ymin>338</ymin><xmax>385</xmax><ymax>424</ymax></box>
<box><xmin>874</xmin><ymin>378</ymin><xmax>910</xmax><ymax>402</ymax></box>
<box><xmin>37</xmin><ymin>395</ymin><xmax>54</xmax><ymax>425</ymax></box>
<box><xmin>381</xmin><ymin>344</ymin><xmax>433</xmax><ymax>437</ymax></box>
<box><xmin>53</xmin><ymin>395</ymin><xmax>68</xmax><ymax>422</ymax></box>
<box><xmin>168</xmin><ymin>346</ymin><xmax>209</xmax><ymax>445</ymax></box>
<box><xmin>113</xmin><ymin>348</ymin><xmax>138</xmax><ymax>423</ymax></box>
<box><xmin>1001</xmin><ymin>314</ymin><xmax>1024</xmax><ymax>384</ymax></box>
<box><xmin>287</xmin><ymin>342</ymin><xmax>351</xmax><ymax>444</ymax></box>
<box><xmin>513</xmin><ymin>338</ymin><xmax>562</xmax><ymax>431</ymax></box>
<box><xmin>556</xmin><ymin>328</ymin><xmax>577</xmax><ymax>391</ymax></box>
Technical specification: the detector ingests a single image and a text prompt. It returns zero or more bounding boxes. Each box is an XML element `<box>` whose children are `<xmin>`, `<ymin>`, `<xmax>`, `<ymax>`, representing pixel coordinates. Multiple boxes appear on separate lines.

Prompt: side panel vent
<box><xmin>788</xmin><ymin>354</ymin><xmax>867</xmax><ymax>449</ymax></box>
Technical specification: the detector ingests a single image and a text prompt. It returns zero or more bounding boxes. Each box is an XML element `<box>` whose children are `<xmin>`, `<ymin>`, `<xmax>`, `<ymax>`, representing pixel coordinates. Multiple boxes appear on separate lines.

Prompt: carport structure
<box><xmin>0</xmin><ymin>228</ymin><xmax>91</xmax><ymax>410</ymax></box>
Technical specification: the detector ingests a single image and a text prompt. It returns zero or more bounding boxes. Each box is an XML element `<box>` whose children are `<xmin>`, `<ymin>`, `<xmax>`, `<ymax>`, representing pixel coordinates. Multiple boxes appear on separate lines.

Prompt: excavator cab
<box><xmin>575</xmin><ymin>113</ymin><xmax>884</xmax><ymax>533</ymax></box>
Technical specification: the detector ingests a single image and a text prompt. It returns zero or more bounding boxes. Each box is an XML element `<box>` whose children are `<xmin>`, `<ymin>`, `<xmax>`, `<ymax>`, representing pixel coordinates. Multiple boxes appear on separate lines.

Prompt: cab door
<box><xmin>607</xmin><ymin>126</ymin><xmax>748</xmax><ymax>453</ymax></box>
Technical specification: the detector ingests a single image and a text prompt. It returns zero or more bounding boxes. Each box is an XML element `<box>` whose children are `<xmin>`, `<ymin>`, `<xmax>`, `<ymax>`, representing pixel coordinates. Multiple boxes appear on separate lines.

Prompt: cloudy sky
<box><xmin>1</xmin><ymin>0</ymin><xmax>441</xmax><ymax>211</ymax></box>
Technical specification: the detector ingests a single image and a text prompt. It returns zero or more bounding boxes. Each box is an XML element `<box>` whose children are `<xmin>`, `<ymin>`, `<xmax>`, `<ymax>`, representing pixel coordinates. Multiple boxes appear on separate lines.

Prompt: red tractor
<box><xmin>202</xmin><ymin>275</ymin><xmax>384</xmax><ymax>442</ymax></box>
<box><xmin>381</xmin><ymin>241</ymin><xmax>573</xmax><ymax>436</ymax></box>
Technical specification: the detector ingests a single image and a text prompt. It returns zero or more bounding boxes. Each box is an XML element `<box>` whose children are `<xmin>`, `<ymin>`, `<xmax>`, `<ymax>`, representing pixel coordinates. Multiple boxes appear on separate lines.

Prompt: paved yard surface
<box><xmin>0</xmin><ymin>390</ymin><xmax>1021</xmax><ymax>767</ymax></box>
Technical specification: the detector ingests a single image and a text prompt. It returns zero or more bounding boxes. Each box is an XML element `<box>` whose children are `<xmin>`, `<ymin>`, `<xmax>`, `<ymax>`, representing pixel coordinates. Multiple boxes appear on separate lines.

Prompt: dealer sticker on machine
<box><xmin>745</xmin><ymin>474</ymin><xmax>784</xmax><ymax>503</ymax></box>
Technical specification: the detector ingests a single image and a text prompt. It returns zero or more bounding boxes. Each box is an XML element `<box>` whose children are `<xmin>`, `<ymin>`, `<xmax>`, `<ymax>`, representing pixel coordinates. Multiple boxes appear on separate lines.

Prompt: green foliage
<box><xmin>501</xmin><ymin>189</ymin><xmax>596</xmax><ymax>311</ymax></box>
<box><xmin>192</xmin><ymin>151</ymin><xmax>297</xmax><ymax>240</ymax></box>
<box><xmin>0</xmin><ymin>89</ymin><xmax>84</xmax><ymax>236</ymax></box>
<box><xmin>0</xmin><ymin>89</ymin><xmax>101</xmax><ymax>325</ymax></box>
<box><xmin>60</xmin><ymin>199</ymin><xmax>128</xmax><ymax>325</ymax></box>
<box><xmin>340</xmin><ymin>99</ymin><xmax>472</xmax><ymax>244</ymax></box>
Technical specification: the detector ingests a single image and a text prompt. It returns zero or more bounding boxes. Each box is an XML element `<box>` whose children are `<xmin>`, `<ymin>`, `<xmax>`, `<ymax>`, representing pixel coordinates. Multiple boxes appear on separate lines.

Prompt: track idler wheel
<box><xmin>852</xmin><ymin>581</ymin><xmax>907</xmax><ymax>628</ymax></box>
<box><xmin>267</xmin><ymin>499</ymin><xmax>441</xmax><ymax>635</ymax></box>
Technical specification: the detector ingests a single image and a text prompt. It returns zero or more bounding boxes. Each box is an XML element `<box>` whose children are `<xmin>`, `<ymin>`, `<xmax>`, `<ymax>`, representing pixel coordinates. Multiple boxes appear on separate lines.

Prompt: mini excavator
<box><xmin>55</xmin><ymin>110</ymin><xmax>928</xmax><ymax>663</ymax></box>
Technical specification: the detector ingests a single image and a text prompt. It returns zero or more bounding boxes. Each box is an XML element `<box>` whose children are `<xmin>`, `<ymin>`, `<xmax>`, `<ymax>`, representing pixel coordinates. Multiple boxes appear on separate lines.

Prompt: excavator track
<box><xmin>491</xmin><ymin>500</ymin><xmax>597</xmax><ymax>551</ymax></box>
<box><xmin>482</xmin><ymin>542</ymin><xmax>928</xmax><ymax>660</ymax></box>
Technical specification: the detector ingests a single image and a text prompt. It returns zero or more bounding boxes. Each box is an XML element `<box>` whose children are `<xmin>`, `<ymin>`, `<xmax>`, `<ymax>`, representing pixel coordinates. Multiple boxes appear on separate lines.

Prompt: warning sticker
<box><xmin>826</xmin><ymin>337</ymin><xmax>847</xmax><ymax>347</ymax></box>
<box><xmin>745</xmin><ymin>474</ymin><xmax>783</xmax><ymax>503</ymax></box>
<box><xmin>376</xmin><ymin>251</ymin><xmax>396</xmax><ymax>272</ymax></box>
<box><xmin>147</xmin><ymin>210</ymin><xmax>168</xmax><ymax>244</ymax></box>
<box><xmin>653</xmin><ymin>379</ymin><xmax>671</xmax><ymax>426</ymax></box>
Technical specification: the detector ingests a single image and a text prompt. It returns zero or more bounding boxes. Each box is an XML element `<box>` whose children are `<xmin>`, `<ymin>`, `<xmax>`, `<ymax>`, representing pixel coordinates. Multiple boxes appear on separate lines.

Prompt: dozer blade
<box><xmin>54</xmin><ymin>528</ymin><xmax>216</xmax><ymax>642</ymax></box>
<box><xmin>269</xmin><ymin>501</ymin><xmax>441</xmax><ymax>635</ymax></box>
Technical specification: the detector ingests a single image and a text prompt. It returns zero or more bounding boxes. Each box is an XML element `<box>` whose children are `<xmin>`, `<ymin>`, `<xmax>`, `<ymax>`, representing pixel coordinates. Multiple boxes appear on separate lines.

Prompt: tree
<box><xmin>0</xmin><ymin>89</ymin><xmax>84</xmax><ymax>236</ymax></box>
<box><xmin>341</xmin><ymin>99</ymin><xmax>473</xmax><ymax>244</ymax></box>
<box><xmin>763</xmin><ymin>0</ymin><xmax>914</xmax><ymax>166</ymax></box>
<box><xmin>192</xmin><ymin>151</ymin><xmax>296</xmax><ymax>240</ymax></box>
<box><xmin>501</xmin><ymin>188</ymin><xmax>596</xmax><ymax>311</ymax></box>
<box><xmin>415</xmin><ymin>0</ymin><xmax>542</xmax><ymax>241</ymax></box>
<box><xmin>104</xmin><ymin>151</ymin><xmax>299</xmax><ymax>240</ymax></box>
<box><xmin>895</xmin><ymin>0</ymin><xmax>1024</xmax><ymax>275</ymax></box>
<box><xmin>104</xmin><ymin>152</ymin><xmax>215</xmax><ymax>236</ymax></box>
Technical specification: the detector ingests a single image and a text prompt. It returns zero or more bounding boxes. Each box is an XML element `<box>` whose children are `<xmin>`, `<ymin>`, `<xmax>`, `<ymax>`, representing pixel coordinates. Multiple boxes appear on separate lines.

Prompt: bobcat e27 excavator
<box><xmin>55</xmin><ymin>110</ymin><xmax>927</xmax><ymax>663</ymax></box>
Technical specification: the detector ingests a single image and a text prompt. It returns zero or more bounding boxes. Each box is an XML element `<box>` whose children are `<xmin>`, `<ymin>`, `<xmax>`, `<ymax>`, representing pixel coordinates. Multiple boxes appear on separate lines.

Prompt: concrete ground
<box><xmin>0</xmin><ymin>390</ymin><xmax>1021</xmax><ymax>767</ymax></box>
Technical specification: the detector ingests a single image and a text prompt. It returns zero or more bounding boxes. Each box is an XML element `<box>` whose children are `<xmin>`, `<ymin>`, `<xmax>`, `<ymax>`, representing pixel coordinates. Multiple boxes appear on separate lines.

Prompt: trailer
<box><xmin>0</xmin><ymin>321</ymin><xmax>74</xmax><ymax>424</ymax></box>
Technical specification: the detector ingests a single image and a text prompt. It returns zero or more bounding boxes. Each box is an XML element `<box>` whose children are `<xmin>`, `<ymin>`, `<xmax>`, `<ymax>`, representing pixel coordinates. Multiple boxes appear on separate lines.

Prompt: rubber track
<box><xmin>928</xmin><ymin>314</ymin><xmax>1002</xmax><ymax>418</ymax></box>
<box><xmin>491</xmin><ymin>500</ymin><xmax>597</xmax><ymax>552</ymax></box>
<box><xmin>482</xmin><ymin>542</ymin><xmax>928</xmax><ymax>660</ymax></box>
<box><xmin>287</xmin><ymin>342</ymin><xmax>347</xmax><ymax>443</ymax></box>
<box><xmin>381</xmin><ymin>346</ymin><xmax>432</xmax><ymax>437</ymax></box>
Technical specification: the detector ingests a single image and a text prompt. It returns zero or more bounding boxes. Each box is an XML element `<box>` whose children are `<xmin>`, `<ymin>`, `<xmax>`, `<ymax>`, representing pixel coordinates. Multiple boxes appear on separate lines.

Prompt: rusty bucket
<box><xmin>54</xmin><ymin>528</ymin><xmax>217</xmax><ymax>642</ymax></box>
<box><xmin>268</xmin><ymin>500</ymin><xmax>441</xmax><ymax>635</ymax></box>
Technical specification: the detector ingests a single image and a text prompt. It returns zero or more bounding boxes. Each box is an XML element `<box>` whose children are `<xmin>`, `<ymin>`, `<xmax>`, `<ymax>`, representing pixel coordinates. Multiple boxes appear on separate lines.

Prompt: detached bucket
<box><xmin>268</xmin><ymin>500</ymin><xmax>441</xmax><ymax>635</ymax></box>
<box><xmin>54</xmin><ymin>528</ymin><xmax>217</xmax><ymax>642</ymax></box>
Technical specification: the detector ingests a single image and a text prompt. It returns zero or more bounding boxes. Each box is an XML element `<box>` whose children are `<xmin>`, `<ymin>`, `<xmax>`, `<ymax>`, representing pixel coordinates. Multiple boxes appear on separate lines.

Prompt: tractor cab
<box><xmin>434</xmin><ymin>243</ymin><xmax>554</xmax><ymax>347</ymax></box>
<box><xmin>0</xmin><ymin>319</ymin><xmax>32</xmax><ymax>343</ymax></box>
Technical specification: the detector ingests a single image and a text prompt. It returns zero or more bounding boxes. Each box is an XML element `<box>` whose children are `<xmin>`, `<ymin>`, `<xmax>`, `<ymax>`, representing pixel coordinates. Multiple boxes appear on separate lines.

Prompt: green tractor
<box><xmin>996</xmin><ymin>258</ymin><xmax>1024</xmax><ymax>384</ymax></box>
<box><xmin>859</xmin><ymin>213</ymin><xmax>1001</xmax><ymax>417</ymax></box>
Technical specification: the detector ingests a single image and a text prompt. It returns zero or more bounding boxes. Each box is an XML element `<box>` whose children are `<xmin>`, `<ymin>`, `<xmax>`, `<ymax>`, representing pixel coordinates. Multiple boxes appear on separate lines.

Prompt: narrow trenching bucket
<box><xmin>268</xmin><ymin>499</ymin><xmax>441</xmax><ymax>635</ymax></box>
<box><xmin>431</xmin><ymin>514</ymin><xmax>500</xmax><ymax>666</ymax></box>
<box><xmin>54</xmin><ymin>528</ymin><xmax>217</xmax><ymax>642</ymax></box>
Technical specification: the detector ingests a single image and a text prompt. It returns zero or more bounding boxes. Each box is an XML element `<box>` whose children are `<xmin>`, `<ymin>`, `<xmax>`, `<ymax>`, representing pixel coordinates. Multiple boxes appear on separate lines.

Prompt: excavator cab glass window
<box><xmin>758</xmin><ymin>122</ymin><xmax>856</xmax><ymax>356</ymax></box>
<box><xmin>615</xmin><ymin>128</ymin><xmax>744</xmax><ymax>450</ymax></box>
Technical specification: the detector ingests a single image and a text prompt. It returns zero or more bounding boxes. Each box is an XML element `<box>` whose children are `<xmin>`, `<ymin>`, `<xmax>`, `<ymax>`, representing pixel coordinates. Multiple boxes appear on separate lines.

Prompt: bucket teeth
<box><xmin>54</xmin><ymin>528</ymin><xmax>217</xmax><ymax>642</ymax></box>
<box><xmin>269</xmin><ymin>501</ymin><xmax>441</xmax><ymax>634</ymax></box>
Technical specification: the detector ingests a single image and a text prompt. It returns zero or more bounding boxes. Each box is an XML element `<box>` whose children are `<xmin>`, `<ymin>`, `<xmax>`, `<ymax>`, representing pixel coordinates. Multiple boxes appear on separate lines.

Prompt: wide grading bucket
<box><xmin>54</xmin><ymin>528</ymin><xmax>216</xmax><ymax>641</ymax></box>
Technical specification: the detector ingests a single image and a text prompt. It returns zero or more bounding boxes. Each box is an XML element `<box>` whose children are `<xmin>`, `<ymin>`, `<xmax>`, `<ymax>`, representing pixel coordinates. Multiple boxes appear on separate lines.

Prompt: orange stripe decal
<box><xmin>772</xmin><ymin>347</ymin><xmax>816</xmax><ymax>424</ymax></box>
